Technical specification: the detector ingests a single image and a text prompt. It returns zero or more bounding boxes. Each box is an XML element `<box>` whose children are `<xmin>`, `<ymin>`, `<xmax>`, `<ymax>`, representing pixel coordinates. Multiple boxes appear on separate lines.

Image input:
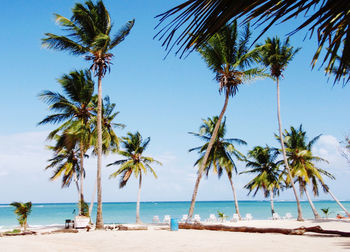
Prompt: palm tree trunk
<box><xmin>136</xmin><ymin>174</ymin><xmax>142</xmax><ymax>224</ymax></box>
<box><xmin>276</xmin><ymin>77</ymin><xmax>303</xmax><ymax>221</ymax></box>
<box><xmin>188</xmin><ymin>91</ymin><xmax>230</xmax><ymax>220</ymax></box>
<box><xmin>304</xmin><ymin>188</ymin><xmax>321</xmax><ymax>219</ymax></box>
<box><xmin>95</xmin><ymin>75</ymin><xmax>104</xmax><ymax>229</ymax></box>
<box><xmin>324</xmin><ymin>185</ymin><xmax>350</xmax><ymax>216</ymax></box>
<box><xmin>79</xmin><ymin>142</ymin><xmax>85</xmax><ymax>216</ymax></box>
<box><xmin>89</xmin><ymin>178</ymin><xmax>97</xmax><ymax>218</ymax></box>
<box><xmin>270</xmin><ymin>191</ymin><xmax>275</xmax><ymax>215</ymax></box>
<box><xmin>228</xmin><ymin>174</ymin><xmax>241</xmax><ymax>219</ymax></box>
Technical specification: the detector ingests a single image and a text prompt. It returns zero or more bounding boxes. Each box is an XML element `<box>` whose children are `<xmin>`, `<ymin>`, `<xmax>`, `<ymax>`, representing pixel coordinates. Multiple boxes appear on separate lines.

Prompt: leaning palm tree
<box><xmin>155</xmin><ymin>0</ymin><xmax>350</xmax><ymax>84</ymax></box>
<box><xmin>189</xmin><ymin>116</ymin><xmax>246</xmax><ymax>219</ymax></box>
<box><xmin>42</xmin><ymin>1</ymin><xmax>134</xmax><ymax>228</ymax></box>
<box><xmin>39</xmin><ymin>70</ymin><xmax>94</xmax><ymax>215</ymax></box>
<box><xmin>10</xmin><ymin>202</ymin><xmax>32</xmax><ymax>231</ymax></box>
<box><xmin>108</xmin><ymin>132</ymin><xmax>161</xmax><ymax>224</ymax></box>
<box><xmin>283</xmin><ymin>125</ymin><xmax>350</xmax><ymax>217</ymax></box>
<box><xmin>259</xmin><ymin>37</ymin><xmax>303</xmax><ymax>220</ymax></box>
<box><xmin>187</xmin><ymin>20</ymin><xmax>266</xmax><ymax>219</ymax></box>
<box><xmin>241</xmin><ymin>146</ymin><xmax>281</xmax><ymax>216</ymax></box>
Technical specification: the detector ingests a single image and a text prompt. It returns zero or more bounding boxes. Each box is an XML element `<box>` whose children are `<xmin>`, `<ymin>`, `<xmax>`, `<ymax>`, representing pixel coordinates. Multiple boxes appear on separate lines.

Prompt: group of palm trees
<box><xmin>36</xmin><ymin>0</ymin><xmax>349</xmax><ymax>228</ymax></box>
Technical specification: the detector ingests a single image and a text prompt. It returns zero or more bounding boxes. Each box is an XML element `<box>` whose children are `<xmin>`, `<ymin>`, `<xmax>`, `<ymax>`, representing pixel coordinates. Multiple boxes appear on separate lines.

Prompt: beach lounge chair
<box><xmin>272</xmin><ymin>213</ymin><xmax>281</xmax><ymax>220</ymax></box>
<box><xmin>194</xmin><ymin>214</ymin><xmax>201</xmax><ymax>222</ymax></box>
<box><xmin>245</xmin><ymin>213</ymin><xmax>253</xmax><ymax>221</ymax></box>
<box><xmin>284</xmin><ymin>213</ymin><xmax>292</xmax><ymax>220</ymax></box>
<box><xmin>152</xmin><ymin>215</ymin><xmax>160</xmax><ymax>223</ymax></box>
<box><xmin>231</xmin><ymin>213</ymin><xmax>240</xmax><ymax>222</ymax></box>
<box><xmin>180</xmin><ymin>214</ymin><xmax>188</xmax><ymax>222</ymax></box>
<box><xmin>207</xmin><ymin>214</ymin><xmax>217</xmax><ymax>223</ymax></box>
<box><xmin>163</xmin><ymin>215</ymin><xmax>171</xmax><ymax>223</ymax></box>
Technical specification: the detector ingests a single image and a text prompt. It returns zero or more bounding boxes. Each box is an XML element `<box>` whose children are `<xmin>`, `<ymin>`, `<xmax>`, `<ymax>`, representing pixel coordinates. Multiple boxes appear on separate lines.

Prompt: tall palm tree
<box><xmin>10</xmin><ymin>202</ymin><xmax>32</xmax><ymax>231</ymax></box>
<box><xmin>108</xmin><ymin>132</ymin><xmax>161</xmax><ymax>224</ymax></box>
<box><xmin>42</xmin><ymin>1</ymin><xmax>134</xmax><ymax>228</ymax></box>
<box><xmin>241</xmin><ymin>146</ymin><xmax>281</xmax><ymax>216</ymax></box>
<box><xmin>155</xmin><ymin>0</ymin><xmax>350</xmax><ymax>83</ymax></box>
<box><xmin>259</xmin><ymin>37</ymin><xmax>303</xmax><ymax>220</ymax></box>
<box><xmin>189</xmin><ymin>116</ymin><xmax>246</xmax><ymax>219</ymax></box>
<box><xmin>187</xmin><ymin>21</ymin><xmax>266</xmax><ymax>219</ymax></box>
<box><xmin>283</xmin><ymin>125</ymin><xmax>350</xmax><ymax>217</ymax></box>
<box><xmin>88</xmin><ymin>96</ymin><xmax>125</xmax><ymax>217</ymax></box>
<box><xmin>39</xmin><ymin>70</ymin><xmax>94</xmax><ymax>215</ymax></box>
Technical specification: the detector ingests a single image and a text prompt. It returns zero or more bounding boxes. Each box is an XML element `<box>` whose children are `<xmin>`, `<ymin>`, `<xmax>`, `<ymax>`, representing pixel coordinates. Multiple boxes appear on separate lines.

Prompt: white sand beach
<box><xmin>1</xmin><ymin>219</ymin><xmax>350</xmax><ymax>252</ymax></box>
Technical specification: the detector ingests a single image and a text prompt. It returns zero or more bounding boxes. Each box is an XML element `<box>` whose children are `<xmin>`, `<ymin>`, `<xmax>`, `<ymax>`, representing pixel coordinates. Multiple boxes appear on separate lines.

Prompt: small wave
<box><xmin>0</xmin><ymin>205</ymin><xmax>10</xmax><ymax>208</ymax></box>
<box><xmin>34</xmin><ymin>205</ymin><xmax>44</xmax><ymax>208</ymax></box>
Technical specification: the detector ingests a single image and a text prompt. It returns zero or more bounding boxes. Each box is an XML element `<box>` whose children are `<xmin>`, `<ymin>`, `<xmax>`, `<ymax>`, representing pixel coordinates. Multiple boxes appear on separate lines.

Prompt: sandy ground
<box><xmin>1</xmin><ymin>220</ymin><xmax>350</xmax><ymax>252</ymax></box>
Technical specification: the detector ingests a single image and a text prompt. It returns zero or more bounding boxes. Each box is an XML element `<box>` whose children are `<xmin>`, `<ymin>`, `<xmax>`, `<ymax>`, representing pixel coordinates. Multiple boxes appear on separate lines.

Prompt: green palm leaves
<box><xmin>10</xmin><ymin>202</ymin><xmax>32</xmax><ymax>231</ymax></box>
<box><xmin>42</xmin><ymin>1</ymin><xmax>135</xmax><ymax>76</ymax></box>
<box><xmin>243</xmin><ymin>146</ymin><xmax>281</xmax><ymax>198</ymax></box>
<box><xmin>108</xmin><ymin>132</ymin><xmax>161</xmax><ymax>188</ymax></box>
<box><xmin>156</xmin><ymin>0</ymin><xmax>350</xmax><ymax>83</ymax></box>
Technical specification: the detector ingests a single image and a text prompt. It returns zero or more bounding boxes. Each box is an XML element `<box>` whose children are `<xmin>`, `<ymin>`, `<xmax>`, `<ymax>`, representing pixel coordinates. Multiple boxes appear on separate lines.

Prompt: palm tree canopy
<box><xmin>259</xmin><ymin>37</ymin><xmax>300</xmax><ymax>78</ymax></box>
<box><xmin>45</xmin><ymin>133</ymin><xmax>83</xmax><ymax>188</ymax></box>
<box><xmin>42</xmin><ymin>0</ymin><xmax>135</xmax><ymax>76</ymax></box>
<box><xmin>241</xmin><ymin>146</ymin><xmax>281</xmax><ymax>197</ymax></box>
<box><xmin>10</xmin><ymin>202</ymin><xmax>32</xmax><ymax>226</ymax></box>
<box><xmin>197</xmin><ymin>21</ymin><xmax>267</xmax><ymax>96</ymax></box>
<box><xmin>108</xmin><ymin>132</ymin><xmax>162</xmax><ymax>188</ymax></box>
<box><xmin>189</xmin><ymin>116</ymin><xmax>247</xmax><ymax>178</ymax></box>
<box><xmin>38</xmin><ymin>69</ymin><xmax>95</xmax><ymax>140</ymax></box>
<box><xmin>155</xmin><ymin>0</ymin><xmax>350</xmax><ymax>84</ymax></box>
<box><xmin>281</xmin><ymin>125</ymin><xmax>335</xmax><ymax>196</ymax></box>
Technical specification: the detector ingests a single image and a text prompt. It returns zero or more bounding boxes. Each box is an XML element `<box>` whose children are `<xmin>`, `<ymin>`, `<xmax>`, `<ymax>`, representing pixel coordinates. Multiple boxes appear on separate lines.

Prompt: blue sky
<box><xmin>1</xmin><ymin>0</ymin><xmax>350</xmax><ymax>204</ymax></box>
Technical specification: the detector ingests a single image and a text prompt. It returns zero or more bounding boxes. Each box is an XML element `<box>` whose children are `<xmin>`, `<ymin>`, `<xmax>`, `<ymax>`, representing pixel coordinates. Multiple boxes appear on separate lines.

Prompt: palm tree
<box><xmin>187</xmin><ymin>21</ymin><xmax>266</xmax><ymax>219</ymax></box>
<box><xmin>155</xmin><ymin>0</ymin><xmax>350</xmax><ymax>83</ymax></box>
<box><xmin>88</xmin><ymin>96</ymin><xmax>125</xmax><ymax>217</ymax></box>
<box><xmin>259</xmin><ymin>37</ymin><xmax>303</xmax><ymax>220</ymax></box>
<box><xmin>39</xmin><ymin>70</ymin><xmax>94</xmax><ymax>215</ymax></box>
<box><xmin>10</xmin><ymin>202</ymin><xmax>32</xmax><ymax>231</ymax></box>
<box><xmin>42</xmin><ymin>0</ymin><xmax>135</xmax><ymax>229</ymax></box>
<box><xmin>283</xmin><ymin>125</ymin><xmax>350</xmax><ymax>217</ymax></box>
<box><xmin>241</xmin><ymin>146</ymin><xmax>281</xmax><ymax>216</ymax></box>
<box><xmin>108</xmin><ymin>132</ymin><xmax>161</xmax><ymax>224</ymax></box>
<box><xmin>189</xmin><ymin>116</ymin><xmax>246</xmax><ymax>219</ymax></box>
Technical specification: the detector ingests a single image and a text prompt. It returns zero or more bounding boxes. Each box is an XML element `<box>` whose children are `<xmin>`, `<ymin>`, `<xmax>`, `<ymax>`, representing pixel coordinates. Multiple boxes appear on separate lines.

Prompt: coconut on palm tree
<box><xmin>39</xmin><ymin>70</ymin><xmax>94</xmax><ymax>215</ymax></box>
<box><xmin>282</xmin><ymin>125</ymin><xmax>350</xmax><ymax>217</ymax></box>
<box><xmin>259</xmin><ymin>37</ymin><xmax>303</xmax><ymax>220</ymax></box>
<box><xmin>241</xmin><ymin>146</ymin><xmax>281</xmax><ymax>216</ymax></box>
<box><xmin>187</xmin><ymin>20</ymin><xmax>266</xmax><ymax>219</ymax></box>
<box><xmin>108</xmin><ymin>132</ymin><xmax>161</xmax><ymax>224</ymax></box>
<box><xmin>42</xmin><ymin>0</ymin><xmax>134</xmax><ymax>229</ymax></box>
<box><xmin>189</xmin><ymin>116</ymin><xmax>246</xmax><ymax>219</ymax></box>
<box><xmin>10</xmin><ymin>202</ymin><xmax>32</xmax><ymax>231</ymax></box>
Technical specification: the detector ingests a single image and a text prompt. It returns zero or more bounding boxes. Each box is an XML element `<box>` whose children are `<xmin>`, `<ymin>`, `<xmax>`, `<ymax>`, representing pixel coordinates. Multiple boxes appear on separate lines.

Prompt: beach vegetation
<box><xmin>259</xmin><ymin>36</ymin><xmax>303</xmax><ymax>221</ymax></box>
<box><xmin>155</xmin><ymin>0</ymin><xmax>350</xmax><ymax>84</ymax></box>
<box><xmin>242</xmin><ymin>146</ymin><xmax>281</xmax><ymax>216</ymax></box>
<box><xmin>190</xmin><ymin>116</ymin><xmax>246</xmax><ymax>219</ymax></box>
<box><xmin>187</xmin><ymin>20</ymin><xmax>267</xmax><ymax>220</ymax></box>
<box><xmin>108</xmin><ymin>132</ymin><xmax>162</xmax><ymax>224</ymax></box>
<box><xmin>321</xmin><ymin>208</ymin><xmax>332</xmax><ymax>219</ymax></box>
<box><xmin>42</xmin><ymin>0</ymin><xmax>135</xmax><ymax>229</ymax></box>
<box><xmin>10</xmin><ymin>202</ymin><xmax>32</xmax><ymax>231</ymax></box>
<box><xmin>217</xmin><ymin>211</ymin><xmax>228</xmax><ymax>222</ymax></box>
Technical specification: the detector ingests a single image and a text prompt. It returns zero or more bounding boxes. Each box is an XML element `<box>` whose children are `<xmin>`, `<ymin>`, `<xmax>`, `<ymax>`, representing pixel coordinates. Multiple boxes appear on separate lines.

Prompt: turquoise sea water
<box><xmin>1</xmin><ymin>201</ymin><xmax>349</xmax><ymax>229</ymax></box>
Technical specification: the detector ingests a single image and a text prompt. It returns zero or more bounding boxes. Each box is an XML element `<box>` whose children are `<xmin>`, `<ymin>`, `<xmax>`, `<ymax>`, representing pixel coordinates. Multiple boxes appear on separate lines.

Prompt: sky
<box><xmin>1</xmin><ymin>0</ymin><xmax>350</xmax><ymax>204</ymax></box>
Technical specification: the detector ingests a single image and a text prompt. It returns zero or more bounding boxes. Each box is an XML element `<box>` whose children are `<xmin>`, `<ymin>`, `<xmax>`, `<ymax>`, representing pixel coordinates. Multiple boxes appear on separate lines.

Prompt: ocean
<box><xmin>1</xmin><ymin>201</ymin><xmax>349</xmax><ymax>229</ymax></box>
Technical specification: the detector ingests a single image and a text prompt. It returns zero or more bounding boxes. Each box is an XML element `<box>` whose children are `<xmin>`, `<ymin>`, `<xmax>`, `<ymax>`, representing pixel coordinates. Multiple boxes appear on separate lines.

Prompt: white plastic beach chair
<box><xmin>231</xmin><ymin>213</ymin><xmax>240</xmax><ymax>222</ymax></box>
<box><xmin>207</xmin><ymin>214</ymin><xmax>217</xmax><ymax>223</ymax></box>
<box><xmin>194</xmin><ymin>214</ymin><xmax>201</xmax><ymax>222</ymax></box>
<box><xmin>180</xmin><ymin>214</ymin><xmax>188</xmax><ymax>222</ymax></box>
<box><xmin>152</xmin><ymin>215</ymin><xmax>160</xmax><ymax>223</ymax></box>
<box><xmin>272</xmin><ymin>213</ymin><xmax>281</xmax><ymax>220</ymax></box>
<box><xmin>245</xmin><ymin>213</ymin><xmax>253</xmax><ymax>221</ymax></box>
<box><xmin>284</xmin><ymin>213</ymin><xmax>292</xmax><ymax>220</ymax></box>
<box><xmin>163</xmin><ymin>215</ymin><xmax>171</xmax><ymax>223</ymax></box>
